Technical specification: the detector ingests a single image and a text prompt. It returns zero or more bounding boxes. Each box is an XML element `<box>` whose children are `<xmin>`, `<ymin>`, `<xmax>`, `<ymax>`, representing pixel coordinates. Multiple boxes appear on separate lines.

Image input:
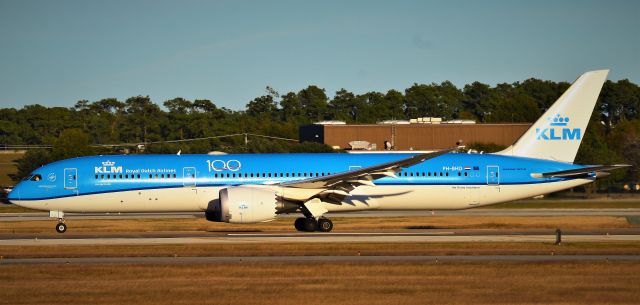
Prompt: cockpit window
<box><xmin>30</xmin><ymin>174</ymin><xmax>42</xmax><ymax>181</ymax></box>
<box><xmin>22</xmin><ymin>175</ymin><xmax>34</xmax><ymax>181</ymax></box>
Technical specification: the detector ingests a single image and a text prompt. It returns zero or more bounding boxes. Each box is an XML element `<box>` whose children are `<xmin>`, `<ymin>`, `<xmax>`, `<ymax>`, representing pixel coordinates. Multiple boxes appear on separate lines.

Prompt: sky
<box><xmin>0</xmin><ymin>0</ymin><xmax>638</xmax><ymax>110</ymax></box>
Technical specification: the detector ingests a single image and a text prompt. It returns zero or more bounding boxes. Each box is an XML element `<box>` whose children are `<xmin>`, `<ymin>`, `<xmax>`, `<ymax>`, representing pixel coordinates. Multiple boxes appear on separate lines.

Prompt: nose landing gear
<box><xmin>294</xmin><ymin>217</ymin><xmax>333</xmax><ymax>232</ymax></box>
<box><xmin>50</xmin><ymin>211</ymin><xmax>67</xmax><ymax>234</ymax></box>
<box><xmin>55</xmin><ymin>221</ymin><xmax>67</xmax><ymax>233</ymax></box>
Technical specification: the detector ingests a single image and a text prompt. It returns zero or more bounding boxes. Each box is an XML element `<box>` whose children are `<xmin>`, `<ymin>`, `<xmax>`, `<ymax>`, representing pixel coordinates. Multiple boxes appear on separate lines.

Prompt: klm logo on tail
<box><xmin>536</xmin><ymin>114</ymin><xmax>581</xmax><ymax>141</ymax></box>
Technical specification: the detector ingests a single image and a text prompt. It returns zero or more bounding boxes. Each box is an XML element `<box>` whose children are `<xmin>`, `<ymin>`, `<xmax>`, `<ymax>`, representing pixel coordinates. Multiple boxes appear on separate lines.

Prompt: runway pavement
<box><xmin>1</xmin><ymin>208</ymin><xmax>639</xmax><ymax>221</ymax></box>
<box><xmin>1</xmin><ymin>229</ymin><xmax>639</xmax><ymax>246</ymax></box>
<box><xmin>2</xmin><ymin>255</ymin><xmax>639</xmax><ymax>265</ymax></box>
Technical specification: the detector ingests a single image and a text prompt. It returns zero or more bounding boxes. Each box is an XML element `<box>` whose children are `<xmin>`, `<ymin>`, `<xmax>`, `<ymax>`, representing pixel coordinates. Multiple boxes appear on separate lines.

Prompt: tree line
<box><xmin>1</xmin><ymin>78</ymin><xmax>639</xmax><ymax>184</ymax></box>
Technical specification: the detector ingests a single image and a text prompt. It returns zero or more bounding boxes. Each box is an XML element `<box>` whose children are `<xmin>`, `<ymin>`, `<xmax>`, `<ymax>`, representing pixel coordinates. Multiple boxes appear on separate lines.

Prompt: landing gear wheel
<box><xmin>317</xmin><ymin>218</ymin><xmax>333</xmax><ymax>232</ymax></box>
<box><xmin>302</xmin><ymin>218</ymin><xmax>317</xmax><ymax>232</ymax></box>
<box><xmin>294</xmin><ymin>218</ymin><xmax>306</xmax><ymax>231</ymax></box>
<box><xmin>55</xmin><ymin>222</ymin><xmax>67</xmax><ymax>234</ymax></box>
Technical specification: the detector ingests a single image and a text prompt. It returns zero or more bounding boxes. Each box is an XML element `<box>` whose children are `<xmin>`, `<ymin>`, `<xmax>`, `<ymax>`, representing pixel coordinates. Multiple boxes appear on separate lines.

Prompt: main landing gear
<box><xmin>294</xmin><ymin>217</ymin><xmax>333</xmax><ymax>232</ymax></box>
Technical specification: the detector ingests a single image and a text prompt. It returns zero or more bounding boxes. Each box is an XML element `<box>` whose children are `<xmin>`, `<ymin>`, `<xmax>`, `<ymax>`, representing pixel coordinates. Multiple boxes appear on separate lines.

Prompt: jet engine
<box><xmin>206</xmin><ymin>186</ymin><xmax>279</xmax><ymax>224</ymax></box>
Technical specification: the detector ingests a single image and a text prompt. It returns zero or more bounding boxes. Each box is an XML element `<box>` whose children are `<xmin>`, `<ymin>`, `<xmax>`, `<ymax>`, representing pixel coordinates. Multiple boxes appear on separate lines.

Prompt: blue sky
<box><xmin>0</xmin><ymin>0</ymin><xmax>638</xmax><ymax>109</ymax></box>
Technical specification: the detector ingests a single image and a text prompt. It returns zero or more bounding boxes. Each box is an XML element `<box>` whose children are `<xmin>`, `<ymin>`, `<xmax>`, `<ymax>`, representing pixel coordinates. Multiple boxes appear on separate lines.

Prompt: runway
<box><xmin>1</xmin><ymin>229</ymin><xmax>639</xmax><ymax>246</ymax></box>
<box><xmin>1</xmin><ymin>254</ymin><xmax>639</xmax><ymax>265</ymax></box>
<box><xmin>1</xmin><ymin>208</ymin><xmax>639</xmax><ymax>221</ymax></box>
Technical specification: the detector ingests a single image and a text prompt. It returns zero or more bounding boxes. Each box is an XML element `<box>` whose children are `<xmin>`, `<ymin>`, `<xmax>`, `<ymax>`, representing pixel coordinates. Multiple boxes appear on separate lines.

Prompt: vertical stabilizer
<box><xmin>497</xmin><ymin>70</ymin><xmax>609</xmax><ymax>163</ymax></box>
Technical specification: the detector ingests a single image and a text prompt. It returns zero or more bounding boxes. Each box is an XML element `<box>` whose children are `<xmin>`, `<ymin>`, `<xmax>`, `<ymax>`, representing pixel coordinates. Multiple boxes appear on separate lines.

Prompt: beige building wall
<box><xmin>322</xmin><ymin>124</ymin><xmax>531</xmax><ymax>150</ymax></box>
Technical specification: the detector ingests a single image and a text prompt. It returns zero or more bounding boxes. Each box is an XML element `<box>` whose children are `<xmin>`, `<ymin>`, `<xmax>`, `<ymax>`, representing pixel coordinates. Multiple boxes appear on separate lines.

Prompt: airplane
<box><xmin>6</xmin><ymin>70</ymin><xmax>630</xmax><ymax>233</ymax></box>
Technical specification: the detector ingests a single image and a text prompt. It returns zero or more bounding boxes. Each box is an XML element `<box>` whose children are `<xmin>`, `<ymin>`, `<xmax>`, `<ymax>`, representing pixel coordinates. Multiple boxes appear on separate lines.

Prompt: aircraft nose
<box><xmin>6</xmin><ymin>186</ymin><xmax>20</xmax><ymax>203</ymax></box>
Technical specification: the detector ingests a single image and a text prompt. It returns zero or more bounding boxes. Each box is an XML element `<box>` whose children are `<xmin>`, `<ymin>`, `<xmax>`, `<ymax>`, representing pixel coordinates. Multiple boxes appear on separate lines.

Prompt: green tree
<box><xmin>124</xmin><ymin>96</ymin><xmax>164</xmax><ymax>143</ymax></box>
<box><xmin>12</xmin><ymin>149</ymin><xmax>52</xmax><ymax>181</ymax></box>
<box><xmin>328</xmin><ymin>89</ymin><xmax>364</xmax><ymax>122</ymax></box>
<box><xmin>246</xmin><ymin>95</ymin><xmax>278</xmax><ymax>118</ymax></box>
<box><xmin>50</xmin><ymin>129</ymin><xmax>95</xmax><ymax>161</ymax></box>
<box><xmin>298</xmin><ymin>85</ymin><xmax>328</xmax><ymax>122</ymax></box>
<box><xmin>164</xmin><ymin>98</ymin><xmax>193</xmax><ymax>140</ymax></box>
<box><xmin>462</xmin><ymin>82</ymin><xmax>499</xmax><ymax>122</ymax></box>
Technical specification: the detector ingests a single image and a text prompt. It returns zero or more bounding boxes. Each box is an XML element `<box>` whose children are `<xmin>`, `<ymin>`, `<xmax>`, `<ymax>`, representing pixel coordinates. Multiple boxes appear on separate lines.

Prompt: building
<box><xmin>299</xmin><ymin>121</ymin><xmax>532</xmax><ymax>151</ymax></box>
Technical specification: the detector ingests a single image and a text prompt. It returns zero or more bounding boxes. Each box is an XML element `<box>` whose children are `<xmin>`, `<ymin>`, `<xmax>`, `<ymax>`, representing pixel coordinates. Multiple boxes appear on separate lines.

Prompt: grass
<box><xmin>1</xmin><ymin>242</ymin><xmax>640</xmax><ymax>259</ymax></box>
<box><xmin>0</xmin><ymin>204</ymin><xmax>39</xmax><ymax>213</ymax></box>
<box><xmin>0</xmin><ymin>262</ymin><xmax>638</xmax><ymax>305</ymax></box>
<box><xmin>0</xmin><ymin>215</ymin><xmax>636</xmax><ymax>234</ymax></box>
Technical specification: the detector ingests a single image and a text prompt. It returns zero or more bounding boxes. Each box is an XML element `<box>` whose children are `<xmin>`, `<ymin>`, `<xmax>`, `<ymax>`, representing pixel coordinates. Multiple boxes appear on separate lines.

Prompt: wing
<box><xmin>535</xmin><ymin>164</ymin><xmax>631</xmax><ymax>179</ymax></box>
<box><xmin>281</xmin><ymin>148</ymin><xmax>455</xmax><ymax>194</ymax></box>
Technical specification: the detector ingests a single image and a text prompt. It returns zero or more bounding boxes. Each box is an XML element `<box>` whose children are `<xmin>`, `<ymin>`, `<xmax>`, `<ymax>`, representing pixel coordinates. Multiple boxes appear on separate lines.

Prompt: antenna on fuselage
<box><xmin>177</xmin><ymin>150</ymin><xmax>182</xmax><ymax>156</ymax></box>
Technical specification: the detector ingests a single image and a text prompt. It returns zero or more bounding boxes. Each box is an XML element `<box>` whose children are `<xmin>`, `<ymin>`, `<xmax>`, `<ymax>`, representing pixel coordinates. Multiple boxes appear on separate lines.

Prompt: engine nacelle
<box><xmin>207</xmin><ymin>186</ymin><xmax>278</xmax><ymax>224</ymax></box>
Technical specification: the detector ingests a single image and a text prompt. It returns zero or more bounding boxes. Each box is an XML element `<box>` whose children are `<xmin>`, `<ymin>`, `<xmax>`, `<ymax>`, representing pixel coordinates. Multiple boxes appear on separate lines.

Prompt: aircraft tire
<box><xmin>317</xmin><ymin>218</ymin><xmax>333</xmax><ymax>232</ymax></box>
<box><xmin>56</xmin><ymin>222</ymin><xmax>67</xmax><ymax>234</ymax></box>
<box><xmin>302</xmin><ymin>218</ymin><xmax>317</xmax><ymax>232</ymax></box>
<box><xmin>294</xmin><ymin>218</ymin><xmax>306</xmax><ymax>231</ymax></box>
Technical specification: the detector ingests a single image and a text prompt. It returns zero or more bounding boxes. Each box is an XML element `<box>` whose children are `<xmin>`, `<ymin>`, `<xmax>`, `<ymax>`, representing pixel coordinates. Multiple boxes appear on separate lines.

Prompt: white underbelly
<box><xmin>327</xmin><ymin>179</ymin><xmax>593</xmax><ymax>211</ymax></box>
<box><xmin>12</xmin><ymin>186</ymin><xmax>221</xmax><ymax>213</ymax></box>
<box><xmin>13</xmin><ymin>179</ymin><xmax>593</xmax><ymax>213</ymax></box>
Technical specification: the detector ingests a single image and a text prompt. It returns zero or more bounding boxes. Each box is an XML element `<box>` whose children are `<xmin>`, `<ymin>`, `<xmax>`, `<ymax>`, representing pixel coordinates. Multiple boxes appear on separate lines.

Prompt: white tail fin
<box><xmin>497</xmin><ymin>70</ymin><xmax>609</xmax><ymax>163</ymax></box>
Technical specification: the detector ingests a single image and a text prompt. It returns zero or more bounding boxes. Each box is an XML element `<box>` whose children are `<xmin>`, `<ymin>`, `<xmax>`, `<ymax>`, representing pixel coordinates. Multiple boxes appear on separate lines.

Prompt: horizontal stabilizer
<box><xmin>534</xmin><ymin>164</ymin><xmax>631</xmax><ymax>179</ymax></box>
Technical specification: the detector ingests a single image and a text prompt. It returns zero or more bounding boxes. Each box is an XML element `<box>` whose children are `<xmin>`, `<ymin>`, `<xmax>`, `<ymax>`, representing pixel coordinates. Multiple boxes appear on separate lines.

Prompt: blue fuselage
<box><xmin>8</xmin><ymin>152</ymin><xmax>585</xmax><ymax>202</ymax></box>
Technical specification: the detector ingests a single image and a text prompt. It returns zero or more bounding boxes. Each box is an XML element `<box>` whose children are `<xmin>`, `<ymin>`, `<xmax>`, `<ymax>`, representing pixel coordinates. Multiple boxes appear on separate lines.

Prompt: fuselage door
<box><xmin>183</xmin><ymin>167</ymin><xmax>197</xmax><ymax>187</ymax></box>
<box><xmin>486</xmin><ymin>165</ymin><xmax>500</xmax><ymax>186</ymax></box>
<box><xmin>64</xmin><ymin>168</ymin><xmax>78</xmax><ymax>189</ymax></box>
